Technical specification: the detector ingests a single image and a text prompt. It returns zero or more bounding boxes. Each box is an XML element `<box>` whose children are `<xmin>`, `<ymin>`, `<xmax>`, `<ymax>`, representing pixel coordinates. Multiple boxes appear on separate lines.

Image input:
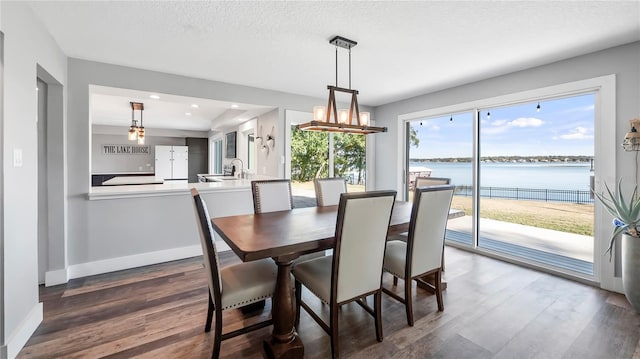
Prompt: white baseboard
<box><xmin>6</xmin><ymin>303</ymin><xmax>43</xmax><ymax>359</ymax></box>
<box><xmin>44</xmin><ymin>268</ymin><xmax>69</xmax><ymax>287</ymax></box>
<box><xmin>67</xmin><ymin>245</ymin><xmax>203</xmax><ymax>280</ymax></box>
<box><xmin>44</xmin><ymin>243</ymin><xmax>232</xmax><ymax>285</ymax></box>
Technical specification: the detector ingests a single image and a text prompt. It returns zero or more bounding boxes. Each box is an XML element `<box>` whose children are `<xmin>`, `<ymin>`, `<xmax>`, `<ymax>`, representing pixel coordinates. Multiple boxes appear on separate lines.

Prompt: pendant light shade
<box><xmin>128</xmin><ymin>102</ymin><xmax>145</xmax><ymax>143</ymax></box>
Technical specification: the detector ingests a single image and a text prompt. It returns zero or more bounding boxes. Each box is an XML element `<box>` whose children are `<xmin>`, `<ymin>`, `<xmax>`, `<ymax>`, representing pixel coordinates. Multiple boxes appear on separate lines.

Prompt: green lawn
<box><xmin>451</xmin><ymin>196</ymin><xmax>594</xmax><ymax>236</ymax></box>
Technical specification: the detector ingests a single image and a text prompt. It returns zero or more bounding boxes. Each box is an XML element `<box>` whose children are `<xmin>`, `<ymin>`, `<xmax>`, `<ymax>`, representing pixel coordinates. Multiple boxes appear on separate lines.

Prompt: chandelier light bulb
<box><xmin>314</xmin><ymin>106</ymin><xmax>326</xmax><ymax>121</ymax></box>
<box><xmin>338</xmin><ymin>109</ymin><xmax>349</xmax><ymax>124</ymax></box>
<box><xmin>360</xmin><ymin>112</ymin><xmax>370</xmax><ymax>126</ymax></box>
<box><xmin>128</xmin><ymin>126</ymin><xmax>138</xmax><ymax>141</ymax></box>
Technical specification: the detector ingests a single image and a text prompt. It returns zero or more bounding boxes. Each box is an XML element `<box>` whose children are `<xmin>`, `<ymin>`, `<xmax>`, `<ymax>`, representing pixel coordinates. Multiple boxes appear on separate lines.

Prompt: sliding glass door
<box><xmin>406</xmin><ymin>93</ymin><xmax>595</xmax><ymax>276</ymax></box>
<box><xmin>407</xmin><ymin>112</ymin><xmax>474</xmax><ymax>245</ymax></box>
<box><xmin>477</xmin><ymin>95</ymin><xmax>595</xmax><ymax>274</ymax></box>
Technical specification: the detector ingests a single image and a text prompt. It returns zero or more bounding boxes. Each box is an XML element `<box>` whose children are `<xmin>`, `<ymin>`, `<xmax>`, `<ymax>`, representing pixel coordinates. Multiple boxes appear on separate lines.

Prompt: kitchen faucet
<box><xmin>231</xmin><ymin>158</ymin><xmax>245</xmax><ymax>179</ymax></box>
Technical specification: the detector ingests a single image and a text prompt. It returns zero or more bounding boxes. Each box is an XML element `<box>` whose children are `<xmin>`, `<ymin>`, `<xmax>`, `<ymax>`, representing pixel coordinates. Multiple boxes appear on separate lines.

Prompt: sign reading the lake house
<box><xmin>102</xmin><ymin>144</ymin><xmax>150</xmax><ymax>155</ymax></box>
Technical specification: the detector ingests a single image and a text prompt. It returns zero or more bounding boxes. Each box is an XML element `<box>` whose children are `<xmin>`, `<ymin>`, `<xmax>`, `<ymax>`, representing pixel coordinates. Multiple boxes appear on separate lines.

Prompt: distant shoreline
<box><xmin>410</xmin><ymin>155</ymin><xmax>593</xmax><ymax>164</ymax></box>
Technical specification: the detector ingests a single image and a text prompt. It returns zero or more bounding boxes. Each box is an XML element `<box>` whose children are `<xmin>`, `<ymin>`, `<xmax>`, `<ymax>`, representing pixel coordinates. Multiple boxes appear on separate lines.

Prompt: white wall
<box><xmin>66</xmin><ymin>59</ymin><xmax>338</xmax><ymax>271</ymax></box>
<box><xmin>257</xmin><ymin>109</ymin><xmax>280</xmax><ymax>177</ymax></box>
<box><xmin>0</xmin><ymin>2</ymin><xmax>67</xmax><ymax>357</ymax></box>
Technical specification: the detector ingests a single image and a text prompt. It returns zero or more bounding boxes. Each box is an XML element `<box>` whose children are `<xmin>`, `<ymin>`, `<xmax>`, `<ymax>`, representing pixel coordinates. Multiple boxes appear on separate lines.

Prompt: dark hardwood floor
<box><xmin>19</xmin><ymin>247</ymin><xmax>640</xmax><ymax>358</ymax></box>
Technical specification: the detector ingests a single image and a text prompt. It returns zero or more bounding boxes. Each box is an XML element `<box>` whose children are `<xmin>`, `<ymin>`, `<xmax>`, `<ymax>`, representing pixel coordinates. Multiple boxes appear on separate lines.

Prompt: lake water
<box><xmin>410</xmin><ymin>162</ymin><xmax>593</xmax><ymax>191</ymax></box>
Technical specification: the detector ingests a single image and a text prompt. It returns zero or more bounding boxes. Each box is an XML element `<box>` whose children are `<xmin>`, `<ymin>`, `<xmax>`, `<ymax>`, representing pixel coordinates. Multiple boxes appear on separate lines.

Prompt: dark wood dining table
<box><xmin>211</xmin><ymin>201</ymin><xmax>462</xmax><ymax>359</ymax></box>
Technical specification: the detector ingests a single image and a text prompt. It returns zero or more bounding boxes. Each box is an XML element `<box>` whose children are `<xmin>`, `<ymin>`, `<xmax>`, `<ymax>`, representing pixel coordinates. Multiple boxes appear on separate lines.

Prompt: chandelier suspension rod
<box><xmin>335</xmin><ymin>45</ymin><xmax>338</xmax><ymax>87</ymax></box>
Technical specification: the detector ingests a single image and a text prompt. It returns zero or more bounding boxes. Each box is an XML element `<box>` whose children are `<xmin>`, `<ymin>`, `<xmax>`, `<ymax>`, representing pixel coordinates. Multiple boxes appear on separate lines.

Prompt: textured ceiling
<box><xmin>29</xmin><ymin>1</ymin><xmax>640</xmax><ymax>108</ymax></box>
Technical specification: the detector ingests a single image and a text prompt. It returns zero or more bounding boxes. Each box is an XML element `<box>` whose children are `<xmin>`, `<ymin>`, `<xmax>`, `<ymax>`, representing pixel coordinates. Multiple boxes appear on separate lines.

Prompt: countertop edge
<box><xmin>87</xmin><ymin>177</ymin><xmax>276</xmax><ymax>201</ymax></box>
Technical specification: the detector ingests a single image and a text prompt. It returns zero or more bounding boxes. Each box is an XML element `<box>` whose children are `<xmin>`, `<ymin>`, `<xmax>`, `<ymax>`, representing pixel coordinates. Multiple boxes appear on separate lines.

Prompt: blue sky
<box><xmin>409</xmin><ymin>93</ymin><xmax>595</xmax><ymax>158</ymax></box>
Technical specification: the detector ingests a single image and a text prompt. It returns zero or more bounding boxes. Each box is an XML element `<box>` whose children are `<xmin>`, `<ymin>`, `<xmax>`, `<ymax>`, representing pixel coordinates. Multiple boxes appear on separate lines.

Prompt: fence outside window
<box><xmin>454</xmin><ymin>185</ymin><xmax>593</xmax><ymax>204</ymax></box>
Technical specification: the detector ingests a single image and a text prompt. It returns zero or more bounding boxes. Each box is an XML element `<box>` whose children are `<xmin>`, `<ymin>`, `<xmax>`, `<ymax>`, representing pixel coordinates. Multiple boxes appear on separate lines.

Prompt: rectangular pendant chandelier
<box><xmin>297</xmin><ymin>36</ymin><xmax>387</xmax><ymax>135</ymax></box>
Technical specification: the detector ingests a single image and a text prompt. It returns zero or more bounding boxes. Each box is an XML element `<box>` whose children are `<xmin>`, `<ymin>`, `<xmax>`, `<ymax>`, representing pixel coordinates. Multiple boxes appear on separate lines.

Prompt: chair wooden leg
<box><xmin>205</xmin><ymin>291</ymin><xmax>214</xmax><ymax>332</ymax></box>
<box><xmin>435</xmin><ymin>269</ymin><xmax>444</xmax><ymax>312</ymax></box>
<box><xmin>294</xmin><ymin>280</ymin><xmax>302</xmax><ymax>328</ymax></box>
<box><xmin>393</xmin><ymin>276</ymin><xmax>398</xmax><ymax>286</ymax></box>
<box><xmin>405</xmin><ymin>277</ymin><xmax>414</xmax><ymax>326</ymax></box>
<box><xmin>212</xmin><ymin>307</ymin><xmax>223</xmax><ymax>359</ymax></box>
<box><xmin>330</xmin><ymin>303</ymin><xmax>340</xmax><ymax>359</ymax></box>
<box><xmin>374</xmin><ymin>291</ymin><xmax>383</xmax><ymax>342</ymax></box>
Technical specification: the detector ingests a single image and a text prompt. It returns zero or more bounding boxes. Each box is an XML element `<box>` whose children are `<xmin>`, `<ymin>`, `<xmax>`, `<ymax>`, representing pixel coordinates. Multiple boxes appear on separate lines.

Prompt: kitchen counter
<box><xmin>89</xmin><ymin>175</ymin><xmax>276</xmax><ymax>200</ymax></box>
<box><xmin>75</xmin><ymin>175</ymin><xmax>279</xmax><ymax>286</ymax></box>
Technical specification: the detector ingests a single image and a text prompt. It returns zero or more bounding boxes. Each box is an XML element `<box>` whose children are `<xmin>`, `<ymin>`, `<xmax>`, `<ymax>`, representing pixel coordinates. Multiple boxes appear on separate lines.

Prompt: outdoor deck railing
<box><xmin>454</xmin><ymin>185</ymin><xmax>593</xmax><ymax>204</ymax></box>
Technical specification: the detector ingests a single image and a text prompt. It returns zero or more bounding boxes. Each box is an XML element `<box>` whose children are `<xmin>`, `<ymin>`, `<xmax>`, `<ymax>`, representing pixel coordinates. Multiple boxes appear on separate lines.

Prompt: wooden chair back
<box><xmin>190</xmin><ymin>189</ymin><xmax>223</xmax><ymax>299</ymax></box>
<box><xmin>314</xmin><ymin>177</ymin><xmax>348</xmax><ymax>206</ymax></box>
<box><xmin>406</xmin><ymin>185</ymin><xmax>455</xmax><ymax>277</ymax></box>
<box><xmin>332</xmin><ymin>190</ymin><xmax>396</xmax><ymax>303</ymax></box>
<box><xmin>415</xmin><ymin>176</ymin><xmax>451</xmax><ymax>188</ymax></box>
<box><xmin>251</xmin><ymin>179</ymin><xmax>294</xmax><ymax>213</ymax></box>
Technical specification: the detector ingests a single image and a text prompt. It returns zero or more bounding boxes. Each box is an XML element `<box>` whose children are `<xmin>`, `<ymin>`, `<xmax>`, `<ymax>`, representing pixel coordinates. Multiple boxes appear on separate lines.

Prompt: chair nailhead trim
<box><xmin>222</xmin><ymin>294</ymin><xmax>272</xmax><ymax>311</ymax></box>
<box><xmin>301</xmin><ymin>286</ymin><xmax>329</xmax><ymax>305</ymax></box>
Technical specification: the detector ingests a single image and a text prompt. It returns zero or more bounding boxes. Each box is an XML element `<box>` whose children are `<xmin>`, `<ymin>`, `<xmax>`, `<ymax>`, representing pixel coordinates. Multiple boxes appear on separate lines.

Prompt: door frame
<box><xmin>397</xmin><ymin>75</ymin><xmax>616</xmax><ymax>290</ymax></box>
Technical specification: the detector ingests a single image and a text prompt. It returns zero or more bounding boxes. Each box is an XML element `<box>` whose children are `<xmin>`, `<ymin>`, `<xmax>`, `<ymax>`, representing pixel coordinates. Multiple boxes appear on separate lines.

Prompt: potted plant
<box><xmin>594</xmin><ymin>179</ymin><xmax>640</xmax><ymax>311</ymax></box>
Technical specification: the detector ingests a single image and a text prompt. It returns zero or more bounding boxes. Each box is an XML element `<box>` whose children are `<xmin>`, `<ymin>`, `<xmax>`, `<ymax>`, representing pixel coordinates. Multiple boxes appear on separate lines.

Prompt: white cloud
<box><xmin>482</xmin><ymin>117</ymin><xmax>544</xmax><ymax>136</ymax></box>
<box><xmin>559</xmin><ymin>126</ymin><xmax>593</xmax><ymax>140</ymax></box>
<box><xmin>509</xmin><ymin>117</ymin><xmax>544</xmax><ymax>127</ymax></box>
<box><xmin>430</xmin><ymin>125</ymin><xmax>440</xmax><ymax>131</ymax></box>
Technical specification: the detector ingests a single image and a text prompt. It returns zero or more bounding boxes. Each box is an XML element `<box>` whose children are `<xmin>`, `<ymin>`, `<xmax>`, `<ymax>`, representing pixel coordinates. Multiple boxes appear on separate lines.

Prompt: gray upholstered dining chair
<box><xmin>251</xmin><ymin>179</ymin><xmax>294</xmax><ymax>213</ymax></box>
<box><xmin>314</xmin><ymin>177</ymin><xmax>348</xmax><ymax>206</ymax></box>
<box><xmin>382</xmin><ymin>185</ymin><xmax>454</xmax><ymax>326</ymax></box>
<box><xmin>191</xmin><ymin>188</ymin><xmax>277</xmax><ymax>359</ymax></box>
<box><xmin>292</xmin><ymin>190</ymin><xmax>397</xmax><ymax>359</ymax></box>
<box><xmin>415</xmin><ymin>176</ymin><xmax>451</xmax><ymax>188</ymax></box>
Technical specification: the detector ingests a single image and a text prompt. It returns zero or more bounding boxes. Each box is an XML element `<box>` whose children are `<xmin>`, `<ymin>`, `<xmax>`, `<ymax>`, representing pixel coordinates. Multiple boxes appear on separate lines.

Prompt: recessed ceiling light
<box><xmin>149</xmin><ymin>94</ymin><xmax>160</xmax><ymax>99</ymax></box>
<box><xmin>231</xmin><ymin>104</ymin><xmax>239</xmax><ymax>108</ymax></box>
<box><xmin>185</xmin><ymin>112</ymin><xmax>191</xmax><ymax>116</ymax></box>
<box><xmin>191</xmin><ymin>104</ymin><xmax>199</xmax><ymax>108</ymax></box>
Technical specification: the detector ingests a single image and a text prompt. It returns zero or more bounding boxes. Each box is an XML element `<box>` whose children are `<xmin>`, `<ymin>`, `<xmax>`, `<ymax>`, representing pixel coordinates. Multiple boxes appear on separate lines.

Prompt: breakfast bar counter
<box><xmin>49</xmin><ymin>176</ymin><xmax>276</xmax><ymax>287</ymax></box>
<box><xmin>88</xmin><ymin>175</ymin><xmax>275</xmax><ymax>200</ymax></box>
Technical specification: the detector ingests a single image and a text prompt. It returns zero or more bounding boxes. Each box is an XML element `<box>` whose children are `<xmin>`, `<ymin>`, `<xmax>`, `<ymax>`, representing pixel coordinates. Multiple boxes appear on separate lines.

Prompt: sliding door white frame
<box><xmin>397</xmin><ymin>75</ymin><xmax>617</xmax><ymax>291</ymax></box>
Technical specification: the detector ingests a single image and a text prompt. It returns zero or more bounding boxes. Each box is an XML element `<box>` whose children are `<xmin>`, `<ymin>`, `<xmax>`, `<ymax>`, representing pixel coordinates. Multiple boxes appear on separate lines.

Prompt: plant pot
<box><xmin>622</xmin><ymin>233</ymin><xmax>640</xmax><ymax>312</ymax></box>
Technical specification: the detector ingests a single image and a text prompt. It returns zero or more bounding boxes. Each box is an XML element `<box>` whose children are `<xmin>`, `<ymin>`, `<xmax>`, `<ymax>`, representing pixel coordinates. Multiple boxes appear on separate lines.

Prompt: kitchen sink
<box><xmin>198</xmin><ymin>174</ymin><xmax>238</xmax><ymax>182</ymax></box>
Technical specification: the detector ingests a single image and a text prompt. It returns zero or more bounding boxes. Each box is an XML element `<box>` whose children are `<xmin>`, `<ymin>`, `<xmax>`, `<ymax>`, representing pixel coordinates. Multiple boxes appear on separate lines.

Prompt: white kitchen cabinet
<box><xmin>155</xmin><ymin>145</ymin><xmax>189</xmax><ymax>181</ymax></box>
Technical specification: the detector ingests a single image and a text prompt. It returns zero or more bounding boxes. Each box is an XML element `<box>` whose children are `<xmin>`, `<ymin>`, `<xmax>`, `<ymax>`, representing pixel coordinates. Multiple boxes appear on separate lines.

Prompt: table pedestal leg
<box><xmin>264</xmin><ymin>259</ymin><xmax>304</xmax><ymax>359</ymax></box>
